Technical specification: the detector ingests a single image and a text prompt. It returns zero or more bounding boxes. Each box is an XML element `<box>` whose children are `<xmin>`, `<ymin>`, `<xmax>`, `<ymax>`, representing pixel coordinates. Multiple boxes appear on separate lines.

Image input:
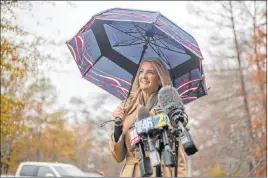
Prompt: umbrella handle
<box><xmin>100</xmin><ymin>119</ymin><xmax>115</xmax><ymax>127</ymax></box>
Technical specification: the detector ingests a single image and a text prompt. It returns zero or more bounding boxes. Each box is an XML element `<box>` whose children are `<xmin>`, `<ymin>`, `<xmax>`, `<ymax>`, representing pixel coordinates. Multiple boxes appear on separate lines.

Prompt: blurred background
<box><xmin>1</xmin><ymin>1</ymin><xmax>266</xmax><ymax>177</ymax></box>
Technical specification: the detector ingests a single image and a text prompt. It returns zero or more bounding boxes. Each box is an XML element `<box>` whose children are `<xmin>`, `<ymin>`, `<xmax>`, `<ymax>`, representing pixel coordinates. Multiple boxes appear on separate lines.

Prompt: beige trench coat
<box><xmin>109</xmin><ymin>98</ymin><xmax>187</xmax><ymax>177</ymax></box>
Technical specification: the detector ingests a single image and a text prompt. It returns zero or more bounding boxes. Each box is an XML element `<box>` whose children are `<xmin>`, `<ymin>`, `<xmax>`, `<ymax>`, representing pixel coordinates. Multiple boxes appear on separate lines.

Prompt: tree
<box><xmin>186</xmin><ymin>1</ymin><xmax>266</xmax><ymax>176</ymax></box>
<box><xmin>246</xmin><ymin>5</ymin><xmax>267</xmax><ymax>176</ymax></box>
<box><xmin>1</xmin><ymin>1</ymin><xmax>31</xmax><ymax>174</ymax></box>
<box><xmin>9</xmin><ymin>111</ymin><xmax>77</xmax><ymax>173</ymax></box>
<box><xmin>1</xmin><ymin>1</ymin><xmax>76</xmax><ymax>174</ymax></box>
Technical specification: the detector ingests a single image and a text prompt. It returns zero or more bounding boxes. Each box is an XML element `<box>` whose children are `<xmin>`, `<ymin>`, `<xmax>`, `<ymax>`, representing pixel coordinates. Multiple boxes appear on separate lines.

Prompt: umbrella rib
<box><xmin>151</xmin><ymin>36</ymin><xmax>182</xmax><ymax>62</ymax></box>
<box><xmin>149</xmin><ymin>43</ymin><xmax>175</xmax><ymax>85</ymax></box>
<box><xmin>132</xmin><ymin>22</ymin><xmax>147</xmax><ymax>41</ymax></box>
<box><xmin>151</xmin><ymin>36</ymin><xmax>186</xmax><ymax>54</ymax></box>
<box><xmin>151</xmin><ymin>37</ymin><xmax>181</xmax><ymax>85</ymax></box>
<box><xmin>151</xmin><ymin>41</ymin><xmax>187</xmax><ymax>55</ymax></box>
<box><xmin>148</xmin><ymin>42</ymin><xmax>171</xmax><ymax>69</ymax></box>
<box><xmin>107</xmin><ymin>23</ymin><xmax>144</xmax><ymax>41</ymax></box>
<box><xmin>153</xmin><ymin>37</ymin><xmax>171</xmax><ymax>60</ymax></box>
<box><xmin>151</xmin><ymin>35</ymin><xmax>178</xmax><ymax>53</ymax></box>
<box><xmin>134</xmin><ymin>24</ymin><xmax>148</xmax><ymax>33</ymax></box>
<box><xmin>113</xmin><ymin>41</ymin><xmax>145</xmax><ymax>47</ymax></box>
<box><xmin>153</xmin><ymin>35</ymin><xmax>173</xmax><ymax>49</ymax></box>
<box><xmin>114</xmin><ymin>38</ymin><xmax>141</xmax><ymax>46</ymax></box>
<box><xmin>151</xmin><ymin>37</ymin><xmax>173</xmax><ymax>69</ymax></box>
<box><xmin>161</xmin><ymin>37</ymin><xmax>188</xmax><ymax>53</ymax></box>
<box><xmin>125</xmin><ymin>31</ymin><xmax>141</xmax><ymax>34</ymax></box>
<box><xmin>155</xmin><ymin>40</ymin><xmax>175</xmax><ymax>52</ymax></box>
<box><xmin>151</xmin><ymin>35</ymin><xmax>167</xmax><ymax>42</ymax></box>
<box><xmin>148</xmin><ymin>42</ymin><xmax>161</xmax><ymax>57</ymax></box>
<box><xmin>151</xmin><ymin>37</ymin><xmax>165</xmax><ymax>57</ymax></box>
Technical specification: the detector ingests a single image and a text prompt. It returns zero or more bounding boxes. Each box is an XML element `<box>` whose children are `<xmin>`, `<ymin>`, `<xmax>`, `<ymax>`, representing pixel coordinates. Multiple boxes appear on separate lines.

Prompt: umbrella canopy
<box><xmin>66</xmin><ymin>8</ymin><xmax>208</xmax><ymax>104</ymax></box>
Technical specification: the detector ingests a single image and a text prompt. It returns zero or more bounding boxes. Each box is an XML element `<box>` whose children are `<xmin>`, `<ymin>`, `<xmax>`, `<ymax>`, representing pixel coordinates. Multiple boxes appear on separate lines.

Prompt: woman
<box><xmin>109</xmin><ymin>57</ymin><xmax>187</xmax><ymax>177</ymax></box>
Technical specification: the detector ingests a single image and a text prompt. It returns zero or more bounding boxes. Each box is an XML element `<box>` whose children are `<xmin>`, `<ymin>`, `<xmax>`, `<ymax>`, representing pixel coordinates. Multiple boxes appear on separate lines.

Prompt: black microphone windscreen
<box><xmin>158</xmin><ymin>85</ymin><xmax>185</xmax><ymax>112</ymax></box>
<box><xmin>138</xmin><ymin>106</ymin><xmax>151</xmax><ymax>120</ymax></box>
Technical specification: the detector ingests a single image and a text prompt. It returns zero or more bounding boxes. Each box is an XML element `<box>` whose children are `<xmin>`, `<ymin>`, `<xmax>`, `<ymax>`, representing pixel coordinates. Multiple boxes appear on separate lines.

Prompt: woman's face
<box><xmin>138</xmin><ymin>62</ymin><xmax>161</xmax><ymax>94</ymax></box>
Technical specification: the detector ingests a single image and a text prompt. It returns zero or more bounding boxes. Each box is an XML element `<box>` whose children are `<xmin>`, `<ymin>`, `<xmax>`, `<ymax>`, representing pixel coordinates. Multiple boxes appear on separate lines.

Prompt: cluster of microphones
<box><xmin>128</xmin><ymin>85</ymin><xmax>198</xmax><ymax>177</ymax></box>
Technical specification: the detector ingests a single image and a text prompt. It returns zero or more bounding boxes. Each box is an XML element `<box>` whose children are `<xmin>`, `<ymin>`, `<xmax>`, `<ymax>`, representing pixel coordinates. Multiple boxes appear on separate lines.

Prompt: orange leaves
<box><xmin>256</xmin><ymin>166</ymin><xmax>266</xmax><ymax>177</ymax></box>
<box><xmin>252</xmin><ymin>115</ymin><xmax>266</xmax><ymax>134</ymax></box>
<box><xmin>218</xmin><ymin>123</ymin><xmax>225</xmax><ymax>133</ymax></box>
<box><xmin>248</xmin><ymin>53</ymin><xmax>256</xmax><ymax>65</ymax></box>
<box><xmin>249</xmin><ymin>145</ymin><xmax>267</xmax><ymax>177</ymax></box>
<box><xmin>249</xmin><ymin>113</ymin><xmax>267</xmax><ymax>177</ymax></box>
<box><xmin>251</xmin><ymin>28</ymin><xmax>266</xmax><ymax>45</ymax></box>
<box><xmin>256</xmin><ymin>29</ymin><xmax>266</xmax><ymax>43</ymax></box>
<box><xmin>253</xmin><ymin>117</ymin><xmax>265</xmax><ymax>127</ymax></box>
<box><xmin>247</xmin><ymin>9</ymin><xmax>267</xmax><ymax>111</ymax></box>
<box><xmin>207</xmin><ymin>164</ymin><xmax>227</xmax><ymax>177</ymax></box>
<box><xmin>1</xmin><ymin>94</ymin><xmax>25</xmax><ymax>140</ymax></box>
<box><xmin>1</xmin><ymin>38</ymin><xmax>29</xmax><ymax>95</ymax></box>
<box><xmin>248</xmin><ymin>70</ymin><xmax>266</xmax><ymax>84</ymax></box>
<box><xmin>248</xmin><ymin>53</ymin><xmax>267</xmax><ymax>66</ymax></box>
<box><xmin>248</xmin><ymin>95</ymin><xmax>258</xmax><ymax>102</ymax></box>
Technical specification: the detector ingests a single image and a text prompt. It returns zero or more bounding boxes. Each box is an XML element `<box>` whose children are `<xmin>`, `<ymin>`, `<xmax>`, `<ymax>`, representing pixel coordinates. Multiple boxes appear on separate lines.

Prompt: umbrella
<box><xmin>66</xmin><ymin>8</ymin><xmax>208</xmax><ymax>104</ymax></box>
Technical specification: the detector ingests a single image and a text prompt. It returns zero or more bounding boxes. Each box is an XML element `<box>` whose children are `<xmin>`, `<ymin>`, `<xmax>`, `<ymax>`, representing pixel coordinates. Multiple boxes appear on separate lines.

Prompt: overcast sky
<box><xmin>15</xmin><ymin>1</ymin><xmax>211</xmax><ymax>115</ymax></box>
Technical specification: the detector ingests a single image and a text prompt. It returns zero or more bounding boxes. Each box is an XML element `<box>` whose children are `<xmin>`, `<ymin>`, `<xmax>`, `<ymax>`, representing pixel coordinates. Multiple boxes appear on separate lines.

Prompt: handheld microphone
<box><xmin>137</xmin><ymin>107</ymin><xmax>153</xmax><ymax>177</ymax></box>
<box><xmin>147</xmin><ymin>135</ymin><xmax>161</xmax><ymax>167</ymax></box>
<box><xmin>161</xmin><ymin>122</ymin><xmax>176</xmax><ymax>167</ymax></box>
<box><xmin>158</xmin><ymin>85</ymin><xmax>198</xmax><ymax>156</ymax></box>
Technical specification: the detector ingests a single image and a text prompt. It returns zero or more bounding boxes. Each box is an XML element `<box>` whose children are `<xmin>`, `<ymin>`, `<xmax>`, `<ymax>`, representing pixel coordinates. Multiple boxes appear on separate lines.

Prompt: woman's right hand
<box><xmin>112</xmin><ymin>106</ymin><xmax>126</xmax><ymax>142</ymax></box>
<box><xmin>112</xmin><ymin>106</ymin><xmax>126</xmax><ymax>121</ymax></box>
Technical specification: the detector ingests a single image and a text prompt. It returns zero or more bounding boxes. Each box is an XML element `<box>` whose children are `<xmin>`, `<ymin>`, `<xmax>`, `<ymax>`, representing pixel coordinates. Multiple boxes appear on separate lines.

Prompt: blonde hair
<box><xmin>123</xmin><ymin>57</ymin><xmax>172</xmax><ymax>113</ymax></box>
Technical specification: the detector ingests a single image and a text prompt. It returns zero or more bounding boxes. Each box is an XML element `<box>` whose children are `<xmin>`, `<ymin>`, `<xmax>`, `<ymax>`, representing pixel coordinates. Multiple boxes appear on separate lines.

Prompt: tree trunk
<box><xmin>229</xmin><ymin>1</ymin><xmax>255</xmax><ymax>176</ymax></box>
